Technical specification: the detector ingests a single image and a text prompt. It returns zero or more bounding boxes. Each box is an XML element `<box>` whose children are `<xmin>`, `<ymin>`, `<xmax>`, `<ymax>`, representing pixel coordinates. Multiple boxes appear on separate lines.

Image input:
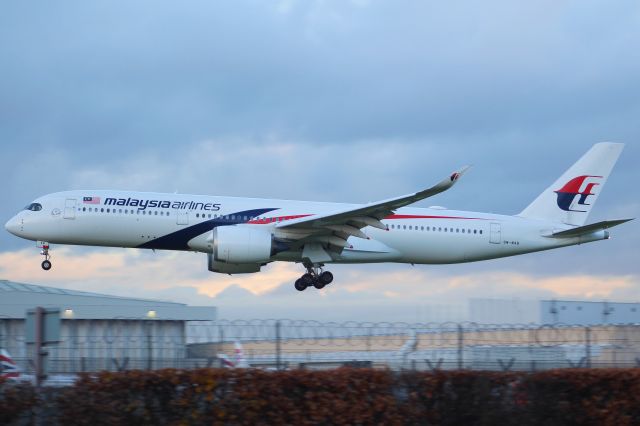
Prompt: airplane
<box><xmin>4</xmin><ymin>142</ymin><xmax>633</xmax><ymax>292</ymax></box>
<box><xmin>1</xmin><ymin>349</ymin><xmax>78</xmax><ymax>386</ymax></box>
<box><xmin>0</xmin><ymin>349</ymin><xmax>20</xmax><ymax>380</ymax></box>
<box><xmin>217</xmin><ymin>341</ymin><xmax>250</xmax><ymax>369</ymax></box>
<box><xmin>396</xmin><ymin>329</ymin><xmax>418</xmax><ymax>368</ymax></box>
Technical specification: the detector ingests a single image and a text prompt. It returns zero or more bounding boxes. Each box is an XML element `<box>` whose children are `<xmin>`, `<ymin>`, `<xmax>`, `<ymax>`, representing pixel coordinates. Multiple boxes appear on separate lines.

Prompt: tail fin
<box><xmin>1</xmin><ymin>349</ymin><xmax>20</xmax><ymax>379</ymax></box>
<box><xmin>519</xmin><ymin>142</ymin><xmax>624</xmax><ymax>226</ymax></box>
<box><xmin>233</xmin><ymin>341</ymin><xmax>249</xmax><ymax>368</ymax></box>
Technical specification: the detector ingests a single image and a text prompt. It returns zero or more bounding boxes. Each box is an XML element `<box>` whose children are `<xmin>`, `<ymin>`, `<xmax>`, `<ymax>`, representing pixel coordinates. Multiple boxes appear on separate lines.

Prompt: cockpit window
<box><xmin>24</xmin><ymin>203</ymin><xmax>42</xmax><ymax>211</ymax></box>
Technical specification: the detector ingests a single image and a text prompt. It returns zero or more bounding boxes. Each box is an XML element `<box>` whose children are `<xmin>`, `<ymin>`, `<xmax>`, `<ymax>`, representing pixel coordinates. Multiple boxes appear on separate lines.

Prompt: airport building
<box><xmin>0</xmin><ymin>280</ymin><xmax>216</xmax><ymax>372</ymax></box>
<box><xmin>540</xmin><ymin>300</ymin><xmax>640</xmax><ymax>325</ymax></box>
<box><xmin>470</xmin><ymin>298</ymin><xmax>640</xmax><ymax>325</ymax></box>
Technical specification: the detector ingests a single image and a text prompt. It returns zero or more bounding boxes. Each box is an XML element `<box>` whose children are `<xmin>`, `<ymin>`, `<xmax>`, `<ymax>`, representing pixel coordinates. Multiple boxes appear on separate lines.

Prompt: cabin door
<box><xmin>64</xmin><ymin>199</ymin><xmax>76</xmax><ymax>219</ymax></box>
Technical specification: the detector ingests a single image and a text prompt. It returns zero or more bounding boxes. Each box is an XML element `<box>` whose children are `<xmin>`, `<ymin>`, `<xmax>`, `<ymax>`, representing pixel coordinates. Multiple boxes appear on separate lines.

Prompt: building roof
<box><xmin>0</xmin><ymin>280</ymin><xmax>216</xmax><ymax>321</ymax></box>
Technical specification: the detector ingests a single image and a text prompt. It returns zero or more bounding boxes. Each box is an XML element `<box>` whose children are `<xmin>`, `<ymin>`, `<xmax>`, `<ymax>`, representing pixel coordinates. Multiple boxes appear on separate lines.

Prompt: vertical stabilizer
<box><xmin>519</xmin><ymin>143</ymin><xmax>624</xmax><ymax>226</ymax></box>
<box><xmin>1</xmin><ymin>349</ymin><xmax>20</xmax><ymax>379</ymax></box>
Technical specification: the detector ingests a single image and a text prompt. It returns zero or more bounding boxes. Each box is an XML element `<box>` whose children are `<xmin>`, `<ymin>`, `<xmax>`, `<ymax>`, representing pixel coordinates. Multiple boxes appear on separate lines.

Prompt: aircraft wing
<box><xmin>275</xmin><ymin>166</ymin><xmax>470</xmax><ymax>248</ymax></box>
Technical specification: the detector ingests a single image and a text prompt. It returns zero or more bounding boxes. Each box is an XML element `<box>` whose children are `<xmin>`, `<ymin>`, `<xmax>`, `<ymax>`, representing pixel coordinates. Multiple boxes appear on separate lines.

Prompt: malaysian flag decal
<box><xmin>83</xmin><ymin>197</ymin><xmax>101</xmax><ymax>204</ymax></box>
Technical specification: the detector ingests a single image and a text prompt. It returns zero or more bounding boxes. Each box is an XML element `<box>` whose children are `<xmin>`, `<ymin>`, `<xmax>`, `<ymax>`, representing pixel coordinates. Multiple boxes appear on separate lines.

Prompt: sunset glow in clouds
<box><xmin>1</xmin><ymin>247</ymin><xmax>636</xmax><ymax>321</ymax></box>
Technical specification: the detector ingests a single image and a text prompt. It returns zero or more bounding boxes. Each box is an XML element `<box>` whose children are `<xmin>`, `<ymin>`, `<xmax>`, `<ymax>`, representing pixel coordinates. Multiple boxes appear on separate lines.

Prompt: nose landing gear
<box><xmin>294</xmin><ymin>264</ymin><xmax>334</xmax><ymax>291</ymax></box>
<box><xmin>38</xmin><ymin>242</ymin><xmax>52</xmax><ymax>270</ymax></box>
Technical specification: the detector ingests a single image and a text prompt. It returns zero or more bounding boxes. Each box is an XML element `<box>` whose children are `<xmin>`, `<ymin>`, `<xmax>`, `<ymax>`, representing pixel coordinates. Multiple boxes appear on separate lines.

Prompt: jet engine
<box><xmin>213</xmin><ymin>226</ymin><xmax>274</xmax><ymax>263</ymax></box>
<box><xmin>207</xmin><ymin>255</ymin><xmax>262</xmax><ymax>274</ymax></box>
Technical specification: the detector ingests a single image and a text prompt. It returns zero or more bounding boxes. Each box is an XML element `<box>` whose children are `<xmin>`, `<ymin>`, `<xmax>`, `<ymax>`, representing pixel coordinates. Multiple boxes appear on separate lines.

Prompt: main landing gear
<box><xmin>294</xmin><ymin>264</ymin><xmax>333</xmax><ymax>291</ymax></box>
<box><xmin>39</xmin><ymin>242</ymin><xmax>52</xmax><ymax>270</ymax></box>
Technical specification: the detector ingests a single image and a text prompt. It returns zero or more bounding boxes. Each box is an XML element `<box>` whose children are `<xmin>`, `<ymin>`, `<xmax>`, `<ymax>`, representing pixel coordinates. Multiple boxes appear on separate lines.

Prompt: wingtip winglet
<box><xmin>449</xmin><ymin>165</ymin><xmax>471</xmax><ymax>182</ymax></box>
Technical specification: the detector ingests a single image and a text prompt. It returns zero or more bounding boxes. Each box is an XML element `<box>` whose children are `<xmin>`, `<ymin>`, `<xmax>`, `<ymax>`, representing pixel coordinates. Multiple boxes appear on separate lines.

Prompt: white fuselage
<box><xmin>5</xmin><ymin>190</ymin><xmax>606</xmax><ymax>266</ymax></box>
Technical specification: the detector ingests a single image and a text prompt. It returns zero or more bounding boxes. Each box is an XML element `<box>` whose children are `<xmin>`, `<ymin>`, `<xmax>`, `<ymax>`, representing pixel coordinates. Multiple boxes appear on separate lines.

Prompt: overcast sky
<box><xmin>1</xmin><ymin>1</ymin><xmax>638</xmax><ymax>322</ymax></box>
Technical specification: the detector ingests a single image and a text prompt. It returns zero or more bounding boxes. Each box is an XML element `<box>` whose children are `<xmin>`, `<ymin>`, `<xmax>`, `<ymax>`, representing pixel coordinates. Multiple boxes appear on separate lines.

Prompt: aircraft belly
<box><xmin>375</xmin><ymin>232</ymin><xmax>468</xmax><ymax>264</ymax></box>
<box><xmin>333</xmin><ymin>238</ymin><xmax>401</xmax><ymax>263</ymax></box>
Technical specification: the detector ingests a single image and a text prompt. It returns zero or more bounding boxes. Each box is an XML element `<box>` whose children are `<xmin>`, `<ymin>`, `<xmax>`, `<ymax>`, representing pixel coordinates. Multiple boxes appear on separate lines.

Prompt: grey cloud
<box><xmin>1</xmin><ymin>1</ymin><xmax>638</xmax><ymax>303</ymax></box>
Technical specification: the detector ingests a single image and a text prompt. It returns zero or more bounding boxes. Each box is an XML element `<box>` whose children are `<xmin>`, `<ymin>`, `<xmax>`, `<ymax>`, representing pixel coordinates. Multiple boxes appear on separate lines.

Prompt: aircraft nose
<box><xmin>4</xmin><ymin>216</ymin><xmax>21</xmax><ymax>236</ymax></box>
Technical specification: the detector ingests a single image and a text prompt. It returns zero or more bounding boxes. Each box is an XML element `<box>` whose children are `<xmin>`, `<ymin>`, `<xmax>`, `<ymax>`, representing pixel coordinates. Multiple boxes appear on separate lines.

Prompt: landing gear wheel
<box><xmin>319</xmin><ymin>271</ymin><xmax>333</xmax><ymax>285</ymax></box>
<box><xmin>294</xmin><ymin>279</ymin><xmax>307</xmax><ymax>291</ymax></box>
<box><xmin>296</xmin><ymin>262</ymin><xmax>334</xmax><ymax>292</ymax></box>
<box><xmin>301</xmin><ymin>273</ymin><xmax>315</xmax><ymax>286</ymax></box>
<box><xmin>39</xmin><ymin>242</ymin><xmax>52</xmax><ymax>271</ymax></box>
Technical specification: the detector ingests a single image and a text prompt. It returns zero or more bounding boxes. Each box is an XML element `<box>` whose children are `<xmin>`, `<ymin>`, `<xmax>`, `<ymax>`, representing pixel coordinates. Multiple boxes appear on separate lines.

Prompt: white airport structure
<box><xmin>469</xmin><ymin>298</ymin><xmax>640</xmax><ymax>325</ymax></box>
<box><xmin>0</xmin><ymin>280</ymin><xmax>216</xmax><ymax>372</ymax></box>
<box><xmin>541</xmin><ymin>300</ymin><xmax>640</xmax><ymax>325</ymax></box>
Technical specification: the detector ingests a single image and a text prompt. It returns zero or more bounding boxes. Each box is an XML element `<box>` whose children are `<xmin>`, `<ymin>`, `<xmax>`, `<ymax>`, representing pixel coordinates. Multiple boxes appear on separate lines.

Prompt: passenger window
<box><xmin>101</xmin><ymin>208</ymin><xmax>104</xmax><ymax>213</ymax></box>
<box><xmin>480</xmin><ymin>230</ymin><xmax>483</xmax><ymax>234</ymax></box>
<box><xmin>403</xmin><ymin>225</ymin><xmax>406</xmax><ymax>230</ymax></box>
<box><xmin>82</xmin><ymin>207</ymin><xmax>86</xmax><ymax>212</ymax></box>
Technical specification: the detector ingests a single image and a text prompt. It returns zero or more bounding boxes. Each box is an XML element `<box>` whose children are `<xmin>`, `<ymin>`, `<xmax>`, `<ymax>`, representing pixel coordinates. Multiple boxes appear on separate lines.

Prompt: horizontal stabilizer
<box><xmin>549</xmin><ymin>219</ymin><xmax>633</xmax><ymax>238</ymax></box>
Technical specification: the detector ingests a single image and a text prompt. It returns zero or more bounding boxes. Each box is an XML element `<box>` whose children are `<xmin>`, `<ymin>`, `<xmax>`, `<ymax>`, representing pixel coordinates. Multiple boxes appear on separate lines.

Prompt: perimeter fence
<box><xmin>187</xmin><ymin>320</ymin><xmax>640</xmax><ymax>371</ymax></box>
<box><xmin>3</xmin><ymin>319</ymin><xmax>640</xmax><ymax>374</ymax></box>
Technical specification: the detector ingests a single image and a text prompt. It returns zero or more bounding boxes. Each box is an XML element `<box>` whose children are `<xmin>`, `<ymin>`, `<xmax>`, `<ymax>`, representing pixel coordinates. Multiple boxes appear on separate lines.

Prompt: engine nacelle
<box><xmin>213</xmin><ymin>226</ymin><xmax>274</xmax><ymax>264</ymax></box>
<box><xmin>207</xmin><ymin>255</ymin><xmax>262</xmax><ymax>274</ymax></box>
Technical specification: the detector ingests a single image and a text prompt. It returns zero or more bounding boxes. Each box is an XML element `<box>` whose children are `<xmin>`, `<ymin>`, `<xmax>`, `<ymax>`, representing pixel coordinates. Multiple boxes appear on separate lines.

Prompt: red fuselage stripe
<box><xmin>247</xmin><ymin>214</ymin><xmax>313</xmax><ymax>224</ymax></box>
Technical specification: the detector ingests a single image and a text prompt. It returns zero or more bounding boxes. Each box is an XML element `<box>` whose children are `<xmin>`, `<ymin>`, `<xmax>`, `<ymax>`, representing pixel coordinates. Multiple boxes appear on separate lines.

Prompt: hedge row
<box><xmin>3</xmin><ymin>368</ymin><xmax>640</xmax><ymax>425</ymax></box>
